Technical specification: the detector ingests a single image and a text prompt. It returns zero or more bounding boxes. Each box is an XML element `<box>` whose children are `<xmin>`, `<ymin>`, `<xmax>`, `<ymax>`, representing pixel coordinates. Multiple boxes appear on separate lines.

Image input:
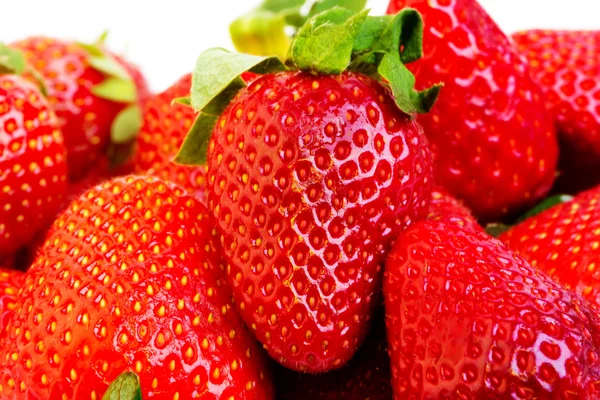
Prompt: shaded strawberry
<box><xmin>387</xmin><ymin>0</ymin><xmax>558</xmax><ymax>221</ymax></box>
<box><xmin>11</xmin><ymin>37</ymin><xmax>149</xmax><ymax>181</ymax></box>
<box><xmin>499</xmin><ymin>185</ymin><xmax>600</xmax><ymax>308</ymax></box>
<box><xmin>133</xmin><ymin>73</ymin><xmax>208</xmax><ymax>202</ymax></box>
<box><xmin>179</xmin><ymin>8</ymin><xmax>438</xmax><ymax>373</ymax></box>
<box><xmin>0</xmin><ymin>59</ymin><xmax>68</xmax><ymax>259</ymax></box>
<box><xmin>276</xmin><ymin>314</ymin><xmax>392</xmax><ymax>400</ymax></box>
<box><xmin>0</xmin><ymin>175</ymin><xmax>274</xmax><ymax>399</ymax></box>
<box><xmin>512</xmin><ymin>30</ymin><xmax>600</xmax><ymax>193</ymax></box>
<box><xmin>428</xmin><ymin>186</ymin><xmax>479</xmax><ymax>231</ymax></box>
<box><xmin>385</xmin><ymin>219</ymin><xmax>600</xmax><ymax>398</ymax></box>
<box><xmin>0</xmin><ymin>268</ymin><xmax>23</xmax><ymax>338</ymax></box>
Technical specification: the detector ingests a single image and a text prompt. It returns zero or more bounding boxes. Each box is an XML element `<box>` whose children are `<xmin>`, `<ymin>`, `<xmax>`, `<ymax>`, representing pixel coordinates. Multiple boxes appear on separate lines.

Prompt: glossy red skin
<box><xmin>512</xmin><ymin>30</ymin><xmax>600</xmax><ymax>193</ymax></box>
<box><xmin>207</xmin><ymin>71</ymin><xmax>433</xmax><ymax>372</ymax></box>
<box><xmin>388</xmin><ymin>0</ymin><xmax>558</xmax><ymax>221</ymax></box>
<box><xmin>0</xmin><ymin>268</ymin><xmax>24</xmax><ymax>339</ymax></box>
<box><xmin>0</xmin><ymin>75</ymin><xmax>68</xmax><ymax>259</ymax></box>
<box><xmin>500</xmin><ymin>186</ymin><xmax>600</xmax><ymax>308</ymax></box>
<box><xmin>276</xmin><ymin>316</ymin><xmax>392</xmax><ymax>400</ymax></box>
<box><xmin>133</xmin><ymin>74</ymin><xmax>208</xmax><ymax>202</ymax></box>
<box><xmin>12</xmin><ymin>37</ymin><xmax>148</xmax><ymax>181</ymax></box>
<box><xmin>428</xmin><ymin>186</ymin><xmax>479</xmax><ymax>231</ymax></box>
<box><xmin>385</xmin><ymin>219</ymin><xmax>600</xmax><ymax>399</ymax></box>
<box><xmin>0</xmin><ymin>175</ymin><xmax>274</xmax><ymax>399</ymax></box>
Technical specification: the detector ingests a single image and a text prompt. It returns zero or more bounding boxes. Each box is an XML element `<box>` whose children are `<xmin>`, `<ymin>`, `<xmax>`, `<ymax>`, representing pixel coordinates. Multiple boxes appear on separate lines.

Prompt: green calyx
<box><xmin>0</xmin><ymin>43</ymin><xmax>26</xmax><ymax>75</ymax></box>
<box><xmin>176</xmin><ymin>6</ymin><xmax>441</xmax><ymax>166</ymax></box>
<box><xmin>102</xmin><ymin>372</ymin><xmax>142</xmax><ymax>400</ymax></box>
<box><xmin>77</xmin><ymin>32</ymin><xmax>142</xmax><ymax>156</ymax></box>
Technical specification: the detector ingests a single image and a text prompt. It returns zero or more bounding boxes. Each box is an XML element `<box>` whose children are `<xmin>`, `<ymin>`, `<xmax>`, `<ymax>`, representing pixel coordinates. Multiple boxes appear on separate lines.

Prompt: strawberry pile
<box><xmin>2</xmin><ymin>0</ymin><xmax>600</xmax><ymax>398</ymax></box>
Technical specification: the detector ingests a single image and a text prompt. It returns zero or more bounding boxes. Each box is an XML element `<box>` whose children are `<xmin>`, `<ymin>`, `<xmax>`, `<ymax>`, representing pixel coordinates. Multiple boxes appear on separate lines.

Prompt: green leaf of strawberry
<box><xmin>0</xmin><ymin>43</ymin><xmax>26</xmax><ymax>75</ymax></box>
<box><xmin>102</xmin><ymin>372</ymin><xmax>142</xmax><ymax>400</ymax></box>
<box><xmin>111</xmin><ymin>104</ymin><xmax>143</xmax><ymax>144</ymax></box>
<box><xmin>287</xmin><ymin>7</ymin><xmax>369</xmax><ymax>74</ymax></box>
<box><xmin>515</xmin><ymin>193</ymin><xmax>573</xmax><ymax>223</ymax></box>
<box><xmin>308</xmin><ymin>0</ymin><xmax>367</xmax><ymax>18</ymax></box>
<box><xmin>91</xmin><ymin>77</ymin><xmax>137</xmax><ymax>103</ymax></box>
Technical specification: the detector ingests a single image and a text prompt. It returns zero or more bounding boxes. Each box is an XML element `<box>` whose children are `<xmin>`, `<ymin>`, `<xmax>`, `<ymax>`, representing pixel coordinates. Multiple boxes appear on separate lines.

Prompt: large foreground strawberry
<box><xmin>11</xmin><ymin>36</ymin><xmax>149</xmax><ymax>181</ymax></box>
<box><xmin>177</xmin><ymin>7</ymin><xmax>439</xmax><ymax>372</ymax></box>
<box><xmin>387</xmin><ymin>0</ymin><xmax>558</xmax><ymax>221</ymax></box>
<box><xmin>512</xmin><ymin>30</ymin><xmax>600</xmax><ymax>193</ymax></box>
<box><xmin>0</xmin><ymin>175</ymin><xmax>273</xmax><ymax>399</ymax></box>
<box><xmin>133</xmin><ymin>73</ymin><xmax>208</xmax><ymax>202</ymax></box>
<box><xmin>0</xmin><ymin>48</ymin><xmax>68</xmax><ymax>259</ymax></box>
<box><xmin>500</xmin><ymin>186</ymin><xmax>600</xmax><ymax>308</ymax></box>
<box><xmin>385</xmin><ymin>219</ymin><xmax>600</xmax><ymax>398</ymax></box>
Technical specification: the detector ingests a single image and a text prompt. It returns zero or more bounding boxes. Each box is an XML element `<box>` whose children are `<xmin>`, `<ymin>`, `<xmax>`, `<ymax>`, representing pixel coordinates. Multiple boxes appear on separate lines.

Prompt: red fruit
<box><xmin>208</xmin><ymin>71</ymin><xmax>433</xmax><ymax>372</ymax></box>
<box><xmin>512</xmin><ymin>30</ymin><xmax>600</xmax><ymax>193</ymax></box>
<box><xmin>276</xmin><ymin>316</ymin><xmax>392</xmax><ymax>399</ymax></box>
<box><xmin>387</xmin><ymin>0</ymin><xmax>558</xmax><ymax>221</ymax></box>
<box><xmin>385</xmin><ymin>219</ymin><xmax>600</xmax><ymax>398</ymax></box>
<box><xmin>0</xmin><ymin>75</ymin><xmax>68</xmax><ymax>259</ymax></box>
<box><xmin>0</xmin><ymin>175</ymin><xmax>274</xmax><ymax>399</ymax></box>
<box><xmin>500</xmin><ymin>186</ymin><xmax>600</xmax><ymax>307</ymax></box>
<box><xmin>133</xmin><ymin>74</ymin><xmax>207</xmax><ymax>202</ymax></box>
<box><xmin>428</xmin><ymin>186</ymin><xmax>479</xmax><ymax>231</ymax></box>
<box><xmin>0</xmin><ymin>268</ymin><xmax>23</xmax><ymax>338</ymax></box>
<box><xmin>11</xmin><ymin>37</ymin><xmax>149</xmax><ymax>181</ymax></box>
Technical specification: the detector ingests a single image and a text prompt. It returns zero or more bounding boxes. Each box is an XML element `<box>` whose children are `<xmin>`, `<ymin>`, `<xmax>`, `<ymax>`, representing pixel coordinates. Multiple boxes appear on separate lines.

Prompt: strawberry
<box><xmin>387</xmin><ymin>0</ymin><xmax>558</xmax><ymax>221</ymax></box>
<box><xmin>0</xmin><ymin>58</ymin><xmax>68</xmax><ymax>259</ymax></box>
<box><xmin>133</xmin><ymin>73</ymin><xmax>208</xmax><ymax>202</ymax></box>
<box><xmin>0</xmin><ymin>268</ymin><xmax>23</xmax><ymax>338</ymax></box>
<box><xmin>499</xmin><ymin>186</ymin><xmax>600</xmax><ymax>308</ymax></box>
<box><xmin>11</xmin><ymin>36</ymin><xmax>149</xmax><ymax>181</ymax></box>
<box><xmin>428</xmin><ymin>186</ymin><xmax>479</xmax><ymax>231</ymax></box>
<box><xmin>179</xmin><ymin>8</ymin><xmax>439</xmax><ymax>373</ymax></box>
<box><xmin>276</xmin><ymin>315</ymin><xmax>392</xmax><ymax>399</ymax></box>
<box><xmin>385</xmin><ymin>219</ymin><xmax>600</xmax><ymax>398</ymax></box>
<box><xmin>0</xmin><ymin>175</ymin><xmax>274</xmax><ymax>399</ymax></box>
<box><xmin>512</xmin><ymin>30</ymin><xmax>600</xmax><ymax>193</ymax></box>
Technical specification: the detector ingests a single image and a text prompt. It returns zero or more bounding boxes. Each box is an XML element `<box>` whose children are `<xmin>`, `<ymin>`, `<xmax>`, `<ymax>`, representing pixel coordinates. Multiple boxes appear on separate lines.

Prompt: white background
<box><xmin>2</xmin><ymin>1</ymin><xmax>600</xmax><ymax>92</ymax></box>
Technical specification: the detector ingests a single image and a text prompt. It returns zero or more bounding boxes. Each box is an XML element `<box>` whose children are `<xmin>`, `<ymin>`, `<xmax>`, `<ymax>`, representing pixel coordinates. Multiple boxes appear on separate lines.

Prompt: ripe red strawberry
<box><xmin>133</xmin><ymin>74</ymin><xmax>208</xmax><ymax>202</ymax></box>
<box><xmin>0</xmin><ymin>268</ymin><xmax>23</xmax><ymax>338</ymax></box>
<box><xmin>387</xmin><ymin>0</ymin><xmax>558</xmax><ymax>221</ymax></box>
<box><xmin>499</xmin><ymin>186</ymin><xmax>600</xmax><ymax>308</ymax></box>
<box><xmin>208</xmin><ymin>71</ymin><xmax>433</xmax><ymax>372</ymax></box>
<box><xmin>184</xmin><ymin>8</ymin><xmax>438</xmax><ymax>373</ymax></box>
<box><xmin>276</xmin><ymin>316</ymin><xmax>392</xmax><ymax>399</ymax></box>
<box><xmin>11</xmin><ymin>37</ymin><xmax>149</xmax><ymax>181</ymax></box>
<box><xmin>428</xmin><ymin>186</ymin><xmax>479</xmax><ymax>231</ymax></box>
<box><xmin>512</xmin><ymin>30</ymin><xmax>600</xmax><ymax>193</ymax></box>
<box><xmin>0</xmin><ymin>175</ymin><xmax>274</xmax><ymax>399</ymax></box>
<box><xmin>385</xmin><ymin>219</ymin><xmax>600</xmax><ymax>398</ymax></box>
<box><xmin>0</xmin><ymin>74</ymin><xmax>68</xmax><ymax>259</ymax></box>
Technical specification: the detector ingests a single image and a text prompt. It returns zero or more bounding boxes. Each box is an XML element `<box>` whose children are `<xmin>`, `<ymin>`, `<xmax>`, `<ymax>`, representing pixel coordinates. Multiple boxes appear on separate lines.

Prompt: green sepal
<box><xmin>287</xmin><ymin>8</ymin><xmax>369</xmax><ymax>75</ymax></box>
<box><xmin>173</xmin><ymin>97</ymin><xmax>191</xmax><ymax>106</ymax></box>
<box><xmin>176</xmin><ymin>48</ymin><xmax>286</xmax><ymax>166</ymax></box>
<box><xmin>111</xmin><ymin>105</ymin><xmax>142</xmax><ymax>144</ymax></box>
<box><xmin>102</xmin><ymin>372</ymin><xmax>142</xmax><ymax>400</ymax></box>
<box><xmin>0</xmin><ymin>43</ymin><xmax>26</xmax><ymax>75</ymax></box>
<box><xmin>485</xmin><ymin>223</ymin><xmax>511</xmax><ymax>238</ymax></box>
<box><xmin>190</xmin><ymin>47</ymin><xmax>286</xmax><ymax>111</ymax></box>
<box><xmin>308</xmin><ymin>0</ymin><xmax>367</xmax><ymax>19</ymax></box>
<box><xmin>516</xmin><ymin>194</ymin><xmax>574</xmax><ymax>224</ymax></box>
<box><xmin>91</xmin><ymin>78</ymin><xmax>137</xmax><ymax>103</ymax></box>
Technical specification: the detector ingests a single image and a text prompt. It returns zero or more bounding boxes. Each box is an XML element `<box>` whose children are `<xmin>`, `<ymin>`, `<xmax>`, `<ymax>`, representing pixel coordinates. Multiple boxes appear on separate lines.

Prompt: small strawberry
<box><xmin>499</xmin><ymin>186</ymin><xmax>600</xmax><ymax>308</ymax></box>
<box><xmin>276</xmin><ymin>315</ymin><xmax>392</xmax><ymax>400</ymax></box>
<box><xmin>0</xmin><ymin>268</ymin><xmax>23</xmax><ymax>338</ymax></box>
<box><xmin>179</xmin><ymin>8</ymin><xmax>439</xmax><ymax>372</ymax></box>
<box><xmin>11</xmin><ymin>36</ymin><xmax>149</xmax><ymax>181</ymax></box>
<box><xmin>385</xmin><ymin>219</ymin><xmax>600</xmax><ymax>398</ymax></box>
<box><xmin>387</xmin><ymin>0</ymin><xmax>558</xmax><ymax>221</ymax></box>
<box><xmin>0</xmin><ymin>175</ymin><xmax>274</xmax><ymax>399</ymax></box>
<box><xmin>512</xmin><ymin>30</ymin><xmax>600</xmax><ymax>193</ymax></box>
<box><xmin>428</xmin><ymin>186</ymin><xmax>479</xmax><ymax>231</ymax></box>
<box><xmin>133</xmin><ymin>73</ymin><xmax>208</xmax><ymax>202</ymax></box>
<box><xmin>0</xmin><ymin>47</ymin><xmax>68</xmax><ymax>259</ymax></box>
